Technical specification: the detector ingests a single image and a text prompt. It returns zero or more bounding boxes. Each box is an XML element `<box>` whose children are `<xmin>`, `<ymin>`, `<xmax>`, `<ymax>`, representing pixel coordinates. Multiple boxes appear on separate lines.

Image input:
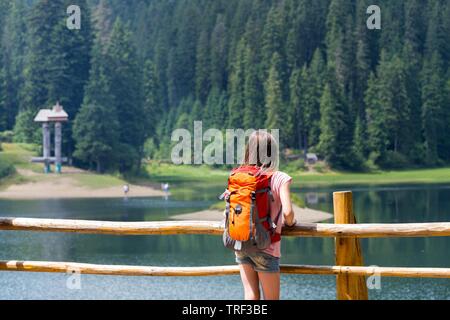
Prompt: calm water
<box><xmin>1</xmin><ymin>183</ymin><xmax>450</xmax><ymax>300</ymax></box>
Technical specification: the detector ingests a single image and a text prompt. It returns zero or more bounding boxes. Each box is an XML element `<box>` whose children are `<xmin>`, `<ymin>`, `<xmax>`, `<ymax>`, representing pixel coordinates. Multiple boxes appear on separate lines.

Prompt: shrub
<box><xmin>364</xmin><ymin>157</ymin><xmax>380</xmax><ymax>172</ymax></box>
<box><xmin>143</xmin><ymin>137</ymin><xmax>158</xmax><ymax>160</ymax></box>
<box><xmin>0</xmin><ymin>159</ymin><xmax>15</xmax><ymax>180</ymax></box>
<box><xmin>381</xmin><ymin>151</ymin><xmax>411</xmax><ymax>169</ymax></box>
<box><xmin>313</xmin><ymin>162</ymin><xmax>327</xmax><ymax>173</ymax></box>
<box><xmin>13</xmin><ymin>110</ymin><xmax>42</xmax><ymax>144</ymax></box>
<box><xmin>283</xmin><ymin>158</ymin><xmax>306</xmax><ymax>173</ymax></box>
<box><xmin>0</xmin><ymin>131</ymin><xmax>14</xmax><ymax>143</ymax></box>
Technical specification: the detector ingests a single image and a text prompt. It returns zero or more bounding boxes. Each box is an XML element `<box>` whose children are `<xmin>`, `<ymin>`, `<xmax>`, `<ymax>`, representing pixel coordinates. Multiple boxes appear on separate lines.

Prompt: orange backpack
<box><xmin>220</xmin><ymin>166</ymin><xmax>282</xmax><ymax>252</ymax></box>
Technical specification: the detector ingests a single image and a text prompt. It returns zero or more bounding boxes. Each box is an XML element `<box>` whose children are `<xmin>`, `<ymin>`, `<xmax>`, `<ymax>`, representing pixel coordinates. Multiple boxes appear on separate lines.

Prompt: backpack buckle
<box><xmin>218</xmin><ymin>190</ymin><xmax>230</xmax><ymax>201</ymax></box>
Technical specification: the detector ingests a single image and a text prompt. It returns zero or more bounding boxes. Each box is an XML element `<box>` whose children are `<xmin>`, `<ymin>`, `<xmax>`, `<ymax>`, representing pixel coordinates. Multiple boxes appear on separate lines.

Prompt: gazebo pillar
<box><xmin>42</xmin><ymin>123</ymin><xmax>51</xmax><ymax>173</ymax></box>
<box><xmin>54</xmin><ymin>122</ymin><xmax>62</xmax><ymax>174</ymax></box>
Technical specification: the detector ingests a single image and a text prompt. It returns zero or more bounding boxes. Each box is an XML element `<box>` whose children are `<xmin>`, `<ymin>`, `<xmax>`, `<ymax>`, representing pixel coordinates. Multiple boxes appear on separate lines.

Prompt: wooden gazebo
<box><xmin>33</xmin><ymin>102</ymin><xmax>69</xmax><ymax>173</ymax></box>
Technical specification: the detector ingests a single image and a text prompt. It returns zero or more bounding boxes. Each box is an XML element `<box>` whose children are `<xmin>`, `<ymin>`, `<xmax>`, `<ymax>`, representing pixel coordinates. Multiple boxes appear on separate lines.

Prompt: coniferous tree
<box><xmin>227</xmin><ymin>38</ymin><xmax>246</xmax><ymax>129</ymax></box>
<box><xmin>16</xmin><ymin>0</ymin><xmax>91</xmax><ymax>148</ymax></box>
<box><xmin>16</xmin><ymin>0</ymin><xmax>63</xmax><ymax>143</ymax></box>
<box><xmin>51</xmin><ymin>0</ymin><xmax>92</xmax><ymax>155</ymax></box>
<box><xmin>318</xmin><ymin>82</ymin><xmax>342</xmax><ymax>167</ymax></box>
<box><xmin>195</xmin><ymin>30</ymin><xmax>211</xmax><ymax>104</ymax></box>
<box><xmin>105</xmin><ymin>19</ymin><xmax>144</xmax><ymax>172</ymax></box>
<box><xmin>169</xmin><ymin>5</ymin><xmax>198</xmax><ymax>107</ymax></box>
<box><xmin>421</xmin><ymin>52</ymin><xmax>446</xmax><ymax>165</ymax></box>
<box><xmin>142</xmin><ymin>60</ymin><xmax>160</xmax><ymax>142</ymax></box>
<box><xmin>0</xmin><ymin>63</ymin><xmax>6</xmax><ymax>131</ymax></box>
<box><xmin>289</xmin><ymin>67</ymin><xmax>305</xmax><ymax>151</ymax></box>
<box><xmin>92</xmin><ymin>0</ymin><xmax>114</xmax><ymax>46</ymax></box>
<box><xmin>365</xmin><ymin>71</ymin><xmax>387</xmax><ymax>163</ymax></box>
<box><xmin>73</xmin><ymin>101</ymin><xmax>119</xmax><ymax>173</ymax></box>
<box><xmin>73</xmin><ymin>32</ymin><xmax>118</xmax><ymax>172</ymax></box>
<box><xmin>441</xmin><ymin>77</ymin><xmax>450</xmax><ymax>162</ymax></box>
<box><xmin>1</xmin><ymin>1</ymin><xmax>28</xmax><ymax>130</ymax></box>
<box><xmin>210</xmin><ymin>14</ymin><xmax>228</xmax><ymax>92</ymax></box>
<box><xmin>265</xmin><ymin>53</ymin><xmax>287</xmax><ymax>146</ymax></box>
<box><xmin>303</xmin><ymin>49</ymin><xmax>325</xmax><ymax>150</ymax></box>
<box><xmin>379</xmin><ymin>1</ymin><xmax>404</xmax><ymax>55</ymax></box>
<box><xmin>153</xmin><ymin>33</ymin><xmax>170</xmax><ymax>111</ymax></box>
<box><xmin>243</xmin><ymin>44</ymin><xmax>264</xmax><ymax>130</ymax></box>
<box><xmin>353</xmin><ymin>115</ymin><xmax>366</xmax><ymax>165</ymax></box>
<box><xmin>318</xmin><ymin>71</ymin><xmax>355</xmax><ymax>169</ymax></box>
<box><xmin>261</xmin><ymin>5</ymin><xmax>285</xmax><ymax>78</ymax></box>
<box><xmin>402</xmin><ymin>43</ymin><xmax>424</xmax><ymax>164</ymax></box>
<box><xmin>366</xmin><ymin>52</ymin><xmax>411</xmax><ymax>166</ymax></box>
<box><xmin>442</xmin><ymin>1</ymin><xmax>450</xmax><ymax>69</ymax></box>
<box><xmin>325</xmin><ymin>0</ymin><xmax>355</xmax><ymax>103</ymax></box>
<box><xmin>205</xmin><ymin>87</ymin><xmax>228</xmax><ymax>129</ymax></box>
<box><xmin>353</xmin><ymin>0</ymin><xmax>372</xmax><ymax>154</ymax></box>
<box><xmin>404</xmin><ymin>0</ymin><xmax>426</xmax><ymax>56</ymax></box>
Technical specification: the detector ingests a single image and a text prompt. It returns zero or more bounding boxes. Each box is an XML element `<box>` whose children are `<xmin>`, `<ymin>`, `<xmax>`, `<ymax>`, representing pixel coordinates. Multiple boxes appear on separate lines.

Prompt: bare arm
<box><xmin>279</xmin><ymin>182</ymin><xmax>296</xmax><ymax>227</ymax></box>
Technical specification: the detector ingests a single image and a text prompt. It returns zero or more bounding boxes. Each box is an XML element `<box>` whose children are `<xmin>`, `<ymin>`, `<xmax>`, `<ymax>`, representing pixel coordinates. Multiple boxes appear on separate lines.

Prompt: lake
<box><xmin>0</xmin><ymin>182</ymin><xmax>450</xmax><ymax>300</ymax></box>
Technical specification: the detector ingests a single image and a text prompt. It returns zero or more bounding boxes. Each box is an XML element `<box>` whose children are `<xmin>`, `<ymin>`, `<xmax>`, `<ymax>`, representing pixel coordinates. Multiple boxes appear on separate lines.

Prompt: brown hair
<box><xmin>242</xmin><ymin>130</ymin><xmax>279</xmax><ymax>174</ymax></box>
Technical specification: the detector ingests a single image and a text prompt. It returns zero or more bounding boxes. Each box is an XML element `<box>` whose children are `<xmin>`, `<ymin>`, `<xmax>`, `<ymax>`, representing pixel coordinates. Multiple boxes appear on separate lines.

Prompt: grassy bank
<box><xmin>0</xmin><ymin>158</ymin><xmax>15</xmax><ymax>181</ymax></box>
<box><xmin>145</xmin><ymin>162</ymin><xmax>450</xmax><ymax>187</ymax></box>
<box><xmin>0</xmin><ymin>143</ymin><xmax>35</xmax><ymax>188</ymax></box>
<box><xmin>3</xmin><ymin>143</ymin><xmax>450</xmax><ymax>191</ymax></box>
<box><xmin>145</xmin><ymin>162</ymin><xmax>229</xmax><ymax>183</ymax></box>
<box><xmin>0</xmin><ymin>143</ymin><xmax>43</xmax><ymax>172</ymax></box>
<box><xmin>0</xmin><ymin>143</ymin><xmax>133</xmax><ymax>190</ymax></box>
<box><xmin>289</xmin><ymin>168</ymin><xmax>450</xmax><ymax>186</ymax></box>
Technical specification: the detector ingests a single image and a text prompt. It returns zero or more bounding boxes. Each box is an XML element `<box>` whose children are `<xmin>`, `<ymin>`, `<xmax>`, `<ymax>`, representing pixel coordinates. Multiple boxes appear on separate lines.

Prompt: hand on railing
<box><xmin>283</xmin><ymin>218</ymin><xmax>297</xmax><ymax>228</ymax></box>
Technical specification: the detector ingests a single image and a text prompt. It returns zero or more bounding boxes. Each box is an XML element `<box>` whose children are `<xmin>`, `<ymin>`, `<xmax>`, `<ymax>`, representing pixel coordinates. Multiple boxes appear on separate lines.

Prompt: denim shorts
<box><xmin>235</xmin><ymin>251</ymin><xmax>280</xmax><ymax>273</ymax></box>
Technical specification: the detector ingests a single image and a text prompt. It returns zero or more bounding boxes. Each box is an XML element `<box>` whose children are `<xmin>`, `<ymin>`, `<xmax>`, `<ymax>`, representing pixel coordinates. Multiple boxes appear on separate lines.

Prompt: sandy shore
<box><xmin>171</xmin><ymin>204</ymin><xmax>333</xmax><ymax>223</ymax></box>
<box><xmin>0</xmin><ymin>169</ymin><xmax>166</xmax><ymax>200</ymax></box>
<box><xmin>0</xmin><ymin>182</ymin><xmax>167</xmax><ymax>200</ymax></box>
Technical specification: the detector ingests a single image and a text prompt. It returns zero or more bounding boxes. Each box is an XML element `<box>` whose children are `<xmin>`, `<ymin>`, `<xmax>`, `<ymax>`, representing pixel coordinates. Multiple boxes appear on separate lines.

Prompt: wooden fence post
<box><xmin>333</xmin><ymin>191</ymin><xmax>368</xmax><ymax>300</ymax></box>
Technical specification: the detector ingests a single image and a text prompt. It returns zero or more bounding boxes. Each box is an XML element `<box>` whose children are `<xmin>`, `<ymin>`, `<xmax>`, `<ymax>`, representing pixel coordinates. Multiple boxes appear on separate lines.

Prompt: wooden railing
<box><xmin>1</xmin><ymin>191</ymin><xmax>450</xmax><ymax>300</ymax></box>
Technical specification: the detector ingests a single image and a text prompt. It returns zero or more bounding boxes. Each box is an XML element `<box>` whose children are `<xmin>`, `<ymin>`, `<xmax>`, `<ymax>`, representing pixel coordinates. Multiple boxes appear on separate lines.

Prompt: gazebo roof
<box><xmin>34</xmin><ymin>103</ymin><xmax>69</xmax><ymax>123</ymax></box>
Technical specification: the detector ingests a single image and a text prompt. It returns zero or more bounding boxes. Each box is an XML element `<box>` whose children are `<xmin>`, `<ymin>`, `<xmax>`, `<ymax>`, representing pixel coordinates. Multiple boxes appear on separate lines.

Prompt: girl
<box><xmin>234</xmin><ymin>131</ymin><xmax>297</xmax><ymax>300</ymax></box>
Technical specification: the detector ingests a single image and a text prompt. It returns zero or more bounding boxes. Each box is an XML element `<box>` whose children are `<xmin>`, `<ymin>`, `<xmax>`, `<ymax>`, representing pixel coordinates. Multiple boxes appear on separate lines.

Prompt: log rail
<box><xmin>1</xmin><ymin>217</ymin><xmax>450</xmax><ymax>238</ymax></box>
<box><xmin>1</xmin><ymin>261</ymin><xmax>450</xmax><ymax>278</ymax></box>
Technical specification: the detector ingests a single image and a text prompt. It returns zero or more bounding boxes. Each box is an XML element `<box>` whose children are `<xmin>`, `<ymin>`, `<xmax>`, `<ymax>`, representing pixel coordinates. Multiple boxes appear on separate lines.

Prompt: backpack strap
<box><xmin>250</xmin><ymin>191</ymin><xmax>256</xmax><ymax>241</ymax></box>
<box><xmin>268</xmin><ymin>206</ymin><xmax>283</xmax><ymax>242</ymax></box>
<box><xmin>270</xmin><ymin>206</ymin><xmax>283</xmax><ymax>230</ymax></box>
<box><xmin>225</xmin><ymin>195</ymin><xmax>230</xmax><ymax>224</ymax></box>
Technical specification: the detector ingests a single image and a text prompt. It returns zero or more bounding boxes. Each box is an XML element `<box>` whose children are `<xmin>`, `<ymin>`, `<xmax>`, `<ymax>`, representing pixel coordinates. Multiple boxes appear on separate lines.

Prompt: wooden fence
<box><xmin>1</xmin><ymin>191</ymin><xmax>450</xmax><ymax>300</ymax></box>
